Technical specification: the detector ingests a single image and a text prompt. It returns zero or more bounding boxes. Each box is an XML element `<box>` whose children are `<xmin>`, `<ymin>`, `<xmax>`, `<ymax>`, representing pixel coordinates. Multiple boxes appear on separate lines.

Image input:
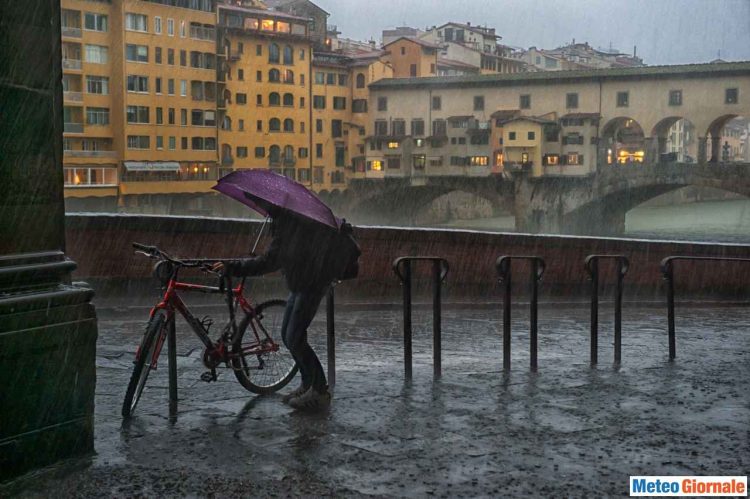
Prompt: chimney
<box><xmin>633</xmin><ymin>45</ymin><xmax>637</xmax><ymax>57</ymax></box>
<box><xmin>467</xmin><ymin>21</ymin><xmax>471</xmax><ymax>26</ymax></box>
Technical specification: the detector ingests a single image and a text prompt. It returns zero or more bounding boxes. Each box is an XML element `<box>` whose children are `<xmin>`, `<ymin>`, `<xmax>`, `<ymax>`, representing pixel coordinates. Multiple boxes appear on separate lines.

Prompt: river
<box><xmin>436</xmin><ymin>198</ymin><xmax>750</xmax><ymax>244</ymax></box>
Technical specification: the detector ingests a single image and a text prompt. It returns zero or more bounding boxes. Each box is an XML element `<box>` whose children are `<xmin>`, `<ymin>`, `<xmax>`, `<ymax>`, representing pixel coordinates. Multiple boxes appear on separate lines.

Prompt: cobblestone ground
<box><xmin>6</xmin><ymin>303</ymin><xmax>749</xmax><ymax>498</ymax></box>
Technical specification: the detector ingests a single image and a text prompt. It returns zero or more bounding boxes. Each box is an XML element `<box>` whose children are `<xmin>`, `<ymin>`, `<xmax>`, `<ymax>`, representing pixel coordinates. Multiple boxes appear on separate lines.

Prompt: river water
<box><xmin>437</xmin><ymin>198</ymin><xmax>750</xmax><ymax>244</ymax></box>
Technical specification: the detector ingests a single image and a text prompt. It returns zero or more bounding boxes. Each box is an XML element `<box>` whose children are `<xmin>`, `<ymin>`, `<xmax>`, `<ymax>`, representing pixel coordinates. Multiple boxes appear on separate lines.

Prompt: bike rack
<box><xmin>392</xmin><ymin>256</ymin><xmax>450</xmax><ymax>381</ymax></box>
<box><xmin>326</xmin><ymin>285</ymin><xmax>336</xmax><ymax>387</ymax></box>
<box><xmin>584</xmin><ymin>255</ymin><xmax>629</xmax><ymax>365</ymax></box>
<box><xmin>660</xmin><ymin>256</ymin><xmax>750</xmax><ymax>360</ymax></box>
<box><xmin>495</xmin><ymin>256</ymin><xmax>546</xmax><ymax>371</ymax></box>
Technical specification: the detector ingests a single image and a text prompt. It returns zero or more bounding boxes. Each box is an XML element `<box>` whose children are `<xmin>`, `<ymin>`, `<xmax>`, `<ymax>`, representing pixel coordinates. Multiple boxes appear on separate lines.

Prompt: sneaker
<box><xmin>288</xmin><ymin>386</ymin><xmax>331</xmax><ymax>411</ymax></box>
<box><xmin>281</xmin><ymin>384</ymin><xmax>308</xmax><ymax>404</ymax></box>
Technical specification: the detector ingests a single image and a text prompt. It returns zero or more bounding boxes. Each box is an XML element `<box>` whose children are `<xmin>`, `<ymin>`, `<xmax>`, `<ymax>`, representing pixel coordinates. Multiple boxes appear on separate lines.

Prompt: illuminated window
<box><xmin>387</xmin><ymin>142</ymin><xmax>399</xmax><ymax>149</ymax></box>
<box><xmin>413</xmin><ymin>154</ymin><xmax>426</xmax><ymax>169</ymax></box>
<box><xmin>521</xmin><ymin>152</ymin><xmax>529</xmax><ymax>164</ymax></box>
<box><xmin>276</xmin><ymin>21</ymin><xmax>290</xmax><ymax>33</ymax></box>
<box><xmin>370</xmin><ymin>160</ymin><xmax>382</xmax><ymax>171</ymax></box>
<box><xmin>260</xmin><ymin>19</ymin><xmax>274</xmax><ymax>31</ymax></box>
<box><xmin>244</xmin><ymin>18</ymin><xmax>258</xmax><ymax>30</ymax></box>
<box><xmin>414</xmin><ymin>139</ymin><xmax>424</xmax><ymax>147</ymax></box>
<box><xmin>543</xmin><ymin>154</ymin><xmax>559</xmax><ymax>166</ymax></box>
<box><xmin>567</xmin><ymin>153</ymin><xmax>582</xmax><ymax>165</ymax></box>
<box><xmin>469</xmin><ymin>156</ymin><xmax>489</xmax><ymax>166</ymax></box>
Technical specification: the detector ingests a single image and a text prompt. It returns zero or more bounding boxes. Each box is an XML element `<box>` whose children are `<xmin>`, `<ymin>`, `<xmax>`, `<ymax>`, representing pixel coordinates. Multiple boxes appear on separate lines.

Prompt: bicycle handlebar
<box><xmin>132</xmin><ymin>242</ymin><xmax>221</xmax><ymax>275</ymax></box>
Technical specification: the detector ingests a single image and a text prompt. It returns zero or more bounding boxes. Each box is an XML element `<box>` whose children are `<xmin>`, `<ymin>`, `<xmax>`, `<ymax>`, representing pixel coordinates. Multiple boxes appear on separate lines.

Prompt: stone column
<box><xmin>697</xmin><ymin>137</ymin><xmax>707</xmax><ymax>164</ymax></box>
<box><xmin>0</xmin><ymin>0</ymin><xmax>97</xmax><ymax>481</ymax></box>
<box><xmin>709</xmin><ymin>136</ymin><xmax>721</xmax><ymax>163</ymax></box>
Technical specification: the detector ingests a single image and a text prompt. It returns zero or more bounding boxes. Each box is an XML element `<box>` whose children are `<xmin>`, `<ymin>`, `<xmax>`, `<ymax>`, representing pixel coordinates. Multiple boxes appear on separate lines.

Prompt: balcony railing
<box><xmin>62</xmin><ymin>59</ymin><xmax>82</xmax><ymax>70</ymax></box>
<box><xmin>190</xmin><ymin>26</ymin><xmax>216</xmax><ymax>41</ymax></box>
<box><xmin>64</xmin><ymin>122</ymin><xmax>84</xmax><ymax>134</ymax></box>
<box><xmin>64</xmin><ymin>150</ymin><xmax>116</xmax><ymax>158</ymax></box>
<box><xmin>61</xmin><ymin>26</ymin><xmax>82</xmax><ymax>38</ymax></box>
<box><xmin>63</xmin><ymin>91</ymin><xmax>83</xmax><ymax>102</ymax></box>
<box><xmin>283</xmin><ymin>156</ymin><xmax>296</xmax><ymax>167</ymax></box>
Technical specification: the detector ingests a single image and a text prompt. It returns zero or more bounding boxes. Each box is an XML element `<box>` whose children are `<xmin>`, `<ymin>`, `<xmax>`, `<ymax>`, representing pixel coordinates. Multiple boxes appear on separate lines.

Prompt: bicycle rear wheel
<box><xmin>231</xmin><ymin>299</ymin><xmax>298</xmax><ymax>394</ymax></box>
<box><xmin>122</xmin><ymin>310</ymin><xmax>168</xmax><ymax>417</ymax></box>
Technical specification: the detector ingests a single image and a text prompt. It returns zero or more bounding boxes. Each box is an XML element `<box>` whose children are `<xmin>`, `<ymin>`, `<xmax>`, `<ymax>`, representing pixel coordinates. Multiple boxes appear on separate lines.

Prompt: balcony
<box><xmin>61</xmin><ymin>26</ymin><xmax>82</xmax><ymax>38</ymax></box>
<box><xmin>64</xmin><ymin>122</ymin><xmax>84</xmax><ymax>134</ymax></box>
<box><xmin>283</xmin><ymin>156</ymin><xmax>296</xmax><ymax>167</ymax></box>
<box><xmin>63</xmin><ymin>91</ymin><xmax>83</xmax><ymax>102</ymax></box>
<box><xmin>62</xmin><ymin>59</ymin><xmax>82</xmax><ymax>71</ymax></box>
<box><xmin>64</xmin><ymin>150</ymin><xmax>117</xmax><ymax>158</ymax></box>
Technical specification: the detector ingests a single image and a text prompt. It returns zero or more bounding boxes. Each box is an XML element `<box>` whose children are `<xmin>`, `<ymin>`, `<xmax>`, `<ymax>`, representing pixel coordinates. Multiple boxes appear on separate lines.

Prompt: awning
<box><xmin>124</xmin><ymin>161</ymin><xmax>180</xmax><ymax>172</ymax></box>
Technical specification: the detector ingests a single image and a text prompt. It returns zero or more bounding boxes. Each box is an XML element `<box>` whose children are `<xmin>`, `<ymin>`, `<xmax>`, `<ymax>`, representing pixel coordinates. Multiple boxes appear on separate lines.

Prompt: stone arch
<box><xmin>600</xmin><ymin>117</ymin><xmax>646</xmax><ymax>164</ymax></box>
<box><xmin>705</xmin><ymin>114</ymin><xmax>748</xmax><ymax>163</ymax></box>
<box><xmin>650</xmin><ymin>116</ymin><xmax>699</xmax><ymax>163</ymax></box>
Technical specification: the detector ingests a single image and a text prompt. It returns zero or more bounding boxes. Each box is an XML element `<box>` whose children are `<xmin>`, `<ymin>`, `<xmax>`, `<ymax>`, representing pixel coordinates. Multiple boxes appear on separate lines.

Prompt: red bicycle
<box><xmin>122</xmin><ymin>243</ymin><xmax>297</xmax><ymax>418</ymax></box>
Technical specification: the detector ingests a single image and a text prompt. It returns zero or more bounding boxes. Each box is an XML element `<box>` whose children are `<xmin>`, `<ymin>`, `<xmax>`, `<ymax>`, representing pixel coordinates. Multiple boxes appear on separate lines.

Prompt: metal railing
<box><xmin>63</xmin><ymin>91</ymin><xmax>83</xmax><ymax>102</ymax></box>
<box><xmin>62</xmin><ymin>59</ymin><xmax>82</xmax><ymax>70</ymax></box>
<box><xmin>63</xmin><ymin>122</ymin><xmax>84</xmax><ymax>133</ymax></box>
<box><xmin>660</xmin><ymin>256</ymin><xmax>750</xmax><ymax>360</ymax></box>
<box><xmin>496</xmin><ymin>256</ymin><xmax>546</xmax><ymax>371</ymax></box>
<box><xmin>64</xmin><ymin>150</ymin><xmax>117</xmax><ymax>158</ymax></box>
<box><xmin>584</xmin><ymin>255</ymin><xmax>629</xmax><ymax>365</ymax></box>
<box><xmin>392</xmin><ymin>257</ymin><xmax>450</xmax><ymax>381</ymax></box>
<box><xmin>61</xmin><ymin>26</ymin><xmax>82</xmax><ymax>38</ymax></box>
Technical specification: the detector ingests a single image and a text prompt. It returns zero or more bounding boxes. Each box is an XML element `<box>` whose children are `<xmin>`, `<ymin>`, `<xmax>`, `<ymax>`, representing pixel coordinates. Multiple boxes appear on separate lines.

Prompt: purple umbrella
<box><xmin>212</xmin><ymin>169</ymin><xmax>340</xmax><ymax>229</ymax></box>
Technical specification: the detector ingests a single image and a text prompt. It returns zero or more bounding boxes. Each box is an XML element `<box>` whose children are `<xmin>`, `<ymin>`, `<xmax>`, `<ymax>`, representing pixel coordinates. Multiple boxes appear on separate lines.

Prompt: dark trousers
<box><xmin>281</xmin><ymin>289</ymin><xmax>327</xmax><ymax>392</ymax></box>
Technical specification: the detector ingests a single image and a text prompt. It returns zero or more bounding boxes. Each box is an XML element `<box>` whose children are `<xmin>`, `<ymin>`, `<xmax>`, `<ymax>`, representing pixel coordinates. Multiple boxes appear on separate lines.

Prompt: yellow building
<box><xmin>217</xmin><ymin>4</ymin><xmax>314</xmax><ymax>186</ymax></box>
<box><xmin>383</xmin><ymin>37</ymin><xmax>438</xmax><ymax>78</ymax></box>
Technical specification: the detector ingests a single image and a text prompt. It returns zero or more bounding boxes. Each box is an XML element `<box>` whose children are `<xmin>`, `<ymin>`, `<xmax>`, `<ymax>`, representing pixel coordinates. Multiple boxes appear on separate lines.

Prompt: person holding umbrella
<box><xmin>212</xmin><ymin>170</ymin><xmax>359</xmax><ymax>411</ymax></box>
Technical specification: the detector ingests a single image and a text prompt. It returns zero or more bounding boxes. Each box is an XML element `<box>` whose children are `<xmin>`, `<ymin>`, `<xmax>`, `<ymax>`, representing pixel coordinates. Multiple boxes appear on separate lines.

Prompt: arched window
<box><xmin>283</xmin><ymin>118</ymin><xmax>294</xmax><ymax>132</ymax></box>
<box><xmin>268</xmin><ymin>43</ymin><xmax>280</xmax><ymax>63</ymax></box>
<box><xmin>269</xmin><ymin>145</ymin><xmax>280</xmax><ymax>163</ymax></box>
<box><xmin>269</xmin><ymin>92</ymin><xmax>280</xmax><ymax>106</ymax></box>
<box><xmin>221</xmin><ymin>115</ymin><xmax>232</xmax><ymax>130</ymax></box>
<box><xmin>356</xmin><ymin>73</ymin><xmax>365</xmax><ymax>88</ymax></box>
<box><xmin>269</xmin><ymin>118</ymin><xmax>281</xmax><ymax>131</ymax></box>
<box><xmin>283</xmin><ymin>69</ymin><xmax>294</xmax><ymax>84</ymax></box>
<box><xmin>223</xmin><ymin>88</ymin><xmax>232</xmax><ymax>104</ymax></box>
<box><xmin>269</xmin><ymin>68</ymin><xmax>280</xmax><ymax>82</ymax></box>
<box><xmin>283</xmin><ymin>145</ymin><xmax>294</xmax><ymax>160</ymax></box>
<box><xmin>221</xmin><ymin>143</ymin><xmax>232</xmax><ymax>164</ymax></box>
<box><xmin>283</xmin><ymin>45</ymin><xmax>293</xmax><ymax>64</ymax></box>
<box><xmin>282</xmin><ymin>93</ymin><xmax>294</xmax><ymax>106</ymax></box>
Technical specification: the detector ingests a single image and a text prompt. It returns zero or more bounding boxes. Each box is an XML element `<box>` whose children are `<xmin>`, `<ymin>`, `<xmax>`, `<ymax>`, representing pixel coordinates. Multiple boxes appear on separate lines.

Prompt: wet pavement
<box><xmin>5</xmin><ymin>302</ymin><xmax>750</xmax><ymax>497</ymax></box>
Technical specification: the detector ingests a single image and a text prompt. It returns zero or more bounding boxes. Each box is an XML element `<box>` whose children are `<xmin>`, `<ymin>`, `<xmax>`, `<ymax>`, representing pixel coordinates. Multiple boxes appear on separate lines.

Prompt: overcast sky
<box><xmin>318</xmin><ymin>0</ymin><xmax>750</xmax><ymax>65</ymax></box>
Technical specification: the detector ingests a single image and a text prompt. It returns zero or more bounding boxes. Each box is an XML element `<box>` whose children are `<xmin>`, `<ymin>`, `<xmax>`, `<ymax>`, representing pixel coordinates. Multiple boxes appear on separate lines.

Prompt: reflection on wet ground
<box><xmin>8</xmin><ymin>305</ymin><xmax>749</xmax><ymax>497</ymax></box>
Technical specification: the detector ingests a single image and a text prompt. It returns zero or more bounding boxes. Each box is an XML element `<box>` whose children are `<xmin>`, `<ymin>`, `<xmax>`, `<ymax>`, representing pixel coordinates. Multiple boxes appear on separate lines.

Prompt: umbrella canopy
<box><xmin>213</xmin><ymin>169</ymin><xmax>340</xmax><ymax>229</ymax></box>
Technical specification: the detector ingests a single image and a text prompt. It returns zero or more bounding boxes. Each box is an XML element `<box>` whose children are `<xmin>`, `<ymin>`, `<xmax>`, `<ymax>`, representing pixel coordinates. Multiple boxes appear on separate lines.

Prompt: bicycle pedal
<box><xmin>200</xmin><ymin>370</ymin><xmax>217</xmax><ymax>382</ymax></box>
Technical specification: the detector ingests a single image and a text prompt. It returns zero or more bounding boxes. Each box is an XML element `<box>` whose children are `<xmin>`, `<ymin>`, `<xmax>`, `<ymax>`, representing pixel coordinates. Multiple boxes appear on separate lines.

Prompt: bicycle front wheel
<box><xmin>122</xmin><ymin>309</ymin><xmax>168</xmax><ymax>417</ymax></box>
<box><xmin>231</xmin><ymin>299</ymin><xmax>298</xmax><ymax>394</ymax></box>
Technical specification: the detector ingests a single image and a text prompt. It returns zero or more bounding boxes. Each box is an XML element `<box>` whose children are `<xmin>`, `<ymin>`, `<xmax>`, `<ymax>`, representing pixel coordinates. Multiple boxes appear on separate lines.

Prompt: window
<box><xmin>669</xmin><ymin>90</ymin><xmax>682</xmax><ymax>106</ymax></box>
<box><xmin>542</xmin><ymin>154</ymin><xmax>559</xmax><ymax>166</ymax></box>
<box><xmin>127</xmin><ymin>135</ymin><xmax>150</xmax><ymax>149</ymax></box>
<box><xmin>335</xmin><ymin>145</ymin><xmax>345</xmax><ymax>167</ymax></box>
<box><xmin>85</xmin><ymin>44</ymin><xmax>108</xmax><ymax>64</ymax></box>
<box><xmin>316</xmin><ymin>143</ymin><xmax>323</xmax><ymax>158</ymax></box>
<box><xmin>567</xmin><ymin>153</ymin><xmax>583</xmax><ymax>165</ymax></box>
<box><xmin>300</xmin><ymin>49</ymin><xmax>305</xmax><ymax>60</ymax></box>
<box><xmin>256</xmin><ymin>71</ymin><xmax>262</xmax><ymax>82</ymax></box>
<box><xmin>255</xmin><ymin>147</ymin><xmax>265</xmax><ymax>158</ymax></box>
<box><xmin>167</xmin><ymin>108</ymin><xmax>175</xmax><ymax>125</ymax></box>
<box><xmin>283</xmin><ymin>69</ymin><xmax>294</xmax><ymax>84</ymax></box>
<box><xmin>300</xmin><ymin>74</ymin><xmax>305</xmax><ymax>86</ymax></box>
<box><xmin>239</xmin><ymin>119</ymin><xmax>244</xmax><ymax>131</ymax></box>
<box><xmin>413</xmin><ymin>154</ymin><xmax>426</xmax><ymax>169</ymax></box>
<box><xmin>391</xmin><ymin>119</ymin><xmax>405</xmax><ymax>136</ymax></box>
<box><xmin>238</xmin><ymin>69</ymin><xmax>244</xmax><ymax>80</ymax></box>
<box><xmin>374</xmin><ymin>120</ymin><xmax>388</xmax><ymax>136</ymax></box>
<box><xmin>566</xmin><ymin>93</ymin><xmax>579</xmax><ymax>109</ymax></box>
<box><xmin>180</xmin><ymin>50</ymin><xmax>186</xmax><ymax>66</ymax></box>
<box><xmin>167</xmin><ymin>18</ymin><xmax>174</xmax><ymax>36</ymax></box>
<box><xmin>156</xmin><ymin>136</ymin><xmax>163</xmax><ymax>149</ymax></box>
<box><xmin>86</xmin><ymin>76</ymin><xmax>108</xmax><ymax>94</ymax></box>
<box><xmin>333</xmin><ymin>97</ymin><xmax>346</xmax><ymax>110</ymax></box>
<box><xmin>316</xmin><ymin>119</ymin><xmax>323</xmax><ymax>133</ymax></box>
<box><xmin>725</xmin><ymin>88</ymin><xmax>739</xmax><ymax>104</ymax></box>
<box><xmin>155</xmin><ymin>47</ymin><xmax>162</xmax><ymax>64</ymax></box>
<box><xmin>256</xmin><ymin>44</ymin><xmax>262</xmax><ymax>56</ymax></box>
<box><xmin>168</xmin><ymin>79</ymin><xmax>175</xmax><ymax>95</ymax></box>
<box><xmin>236</xmin><ymin>93</ymin><xmax>247</xmax><ymax>104</ymax></box>
<box><xmin>180</xmin><ymin>20</ymin><xmax>186</xmax><ymax>38</ymax></box>
<box><xmin>474</xmin><ymin>96</ymin><xmax>484</xmax><ymax>111</ymax></box>
<box><xmin>528</xmin><ymin>131</ymin><xmax>535</xmax><ymax>140</ymax></box>
<box><xmin>313</xmin><ymin>95</ymin><xmax>326</xmax><ymax>109</ymax></box>
<box><xmin>326</xmin><ymin>73</ymin><xmax>336</xmax><ymax>85</ymax></box>
<box><xmin>520</xmin><ymin>94</ymin><xmax>531</xmax><ymax>109</ymax></box>
<box><xmin>411</xmin><ymin>119</ymin><xmax>425</xmax><ymax>136</ymax></box>
<box><xmin>126</xmin><ymin>105</ymin><xmax>149</xmax><ymax>124</ymax></box>
<box><xmin>125</xmin><ymin>13</ymin><xmax>147</xmax><ymax>32</ymax></box>
<box><xmin>269</xmin><ymin>69</ymin><xmax>281</xmax><ymax>82</ymax></box>
<box><xmin>332</xmin><ymin>120</ymin><xmax>342</xmax><ymax>138</ymax></box>
<box><xmin>369</xmin><ymin>160</ymin><xmax>382</xmax><ymax>171</ymax></box>
<box><xmin>338</xmin><ymin>74</ymin><xmax>348</xmax><ymax>86</ymax></box>
<box><xmin>300</xmin><ymin>97</ymin><xmax>305</xmax><ymax>108</ymax></box>
<box><xmin>126</xmin><ymin>75</ymin><xmax>148</xmax><ymax>93</ymax></box>
<box><xmin>314</xmin><ymin>167</ymin><xmax>324</xmax><ymax>184</ymax></box>
<box><xmin>156</xmin><ymin>107</ymin><xmax>163</xmax><ymax>125</ymax></box>
<box><xmin>269</xmin><ymin>43</ymin><xmax>280</xmax><ymax>63</ymax></box>
<box><xmin>269</xmin><ymin>92</ymin><xmax>280</xmax><ymax>106</ymax></box>
<box><xmin>237</xmin><ymin>147</ymin><xmax>248</xmax><ymax>158</ymax></box>
<box><xmin>469</xmin><ymin>156</ymin><xmax>489</xmax><ymax>166</ymax></box>
<box><xmin>299</xmin><ymin>147</ymin><xmax>308</xmax><ymax>158</ymax></box>
<box><xmin>616</xmin><ymin>91</ymin><xmax>629</xmax><ymax>107</ymax></box>
<box><xmin>84</xmin><ymin>12</ymin><xmax>107</xmax><ymax>32</ymax></box>
<box><xmin>154</xmin><ymin>16</ymin><xmax>162</xmax><ymax>34</ymax></box>
<box><xmin>353</xmin><ymin>99</ymin><xmax>367</xmax><ymax>113</ymax></box>
<box><xmin>168</xmin><ymin>48</ymin><xmax>175</xmax><ymax>65</ymax></box>
<box><xmin>432</xmin><ymin>96</ymin><xmax>441</xmax><ymax>110</ymax></box>
<box><xmin>509</xmin><ymin>131</ymin><xmax>516</xmax><ymax>140</ymax></box>
<box><xmin>169</xmin><ymin>136</ymin><xmax>176</xmax><ymax>150</ymax></box>
<box><xmin>297</xmin><ymin>169</ymin><xmax>311</xmax><ymax>183</ymax></box>
<box><xmin>257</xmin><ymin>120</ymin><xmax>263</xmax><ymax>131</ymax></box>
<box><xmin>387</xmin><ymin>157</ymin><xmax>401</xmax><ymax>169</ymax></box>
<box><xmin>283</xmin><ymin>45</ymin><xmax>293</xmax><ymax>64</ymax></box>
<box><xmin>269</xmin><ymin>118</ymin><xmax>281</xmax><ymax>131</ymax></box>
<box><xmin>155</xmin><ymin>78</ymin><xmax>162</xmax><ymax>94</ymax></box>
<box><xmin>283</xmin><ymin>118</ymin><xmax>294</xmax><ymax>132</ymax></box>
<box><xmin>315</xmin><ymin>72</ymin><xmax>325</xmax><ymax>84</ymax></box>
<box><xmin>86</xmin><ymin>107</ymin><xmax>109</xmax><ymax>125</ymax></box>
<box><xmin>356</xmin><ymin>73</ymin><xmax>365</xmax><ymax>88</ymax></box>
<box><xmin>432</xmin><ymin>119</ymin><xmax>446</xmax><ymax>137</ymax></box>
<box><xmin>180</xmin><ymin>80</ymin><xmax>187</xmax><ymax>96</ymax></box>
<box><xmin>282</xmin><ymin>93</ymin><xmax>293</xmax><ymax>106</ymax></box>
<box><xmin>377</xmin><ymin>97</ymin><xmax>387</xmax><ymax>111</ymax></box>
<box><xmin>126</xmin><ymin>44</ymin><xmax>148</xmax><ymax>63</ymax></box>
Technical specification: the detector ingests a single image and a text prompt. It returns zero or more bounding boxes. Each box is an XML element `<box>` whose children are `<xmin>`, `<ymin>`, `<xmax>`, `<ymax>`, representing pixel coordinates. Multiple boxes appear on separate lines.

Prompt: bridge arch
<box><xmin>704</xmin><ymin>114</ymin><xmax>748</xmax><ymax>163</ymax></box>
<box><xmin>600</xmin><ymin>116</ymin><xmax>646</xmax><ymax>165</ymax></box>
<box><xmin>650</xmin><ymin>117</ymin><xmax>699</xmax><ymax>163</ymax></box>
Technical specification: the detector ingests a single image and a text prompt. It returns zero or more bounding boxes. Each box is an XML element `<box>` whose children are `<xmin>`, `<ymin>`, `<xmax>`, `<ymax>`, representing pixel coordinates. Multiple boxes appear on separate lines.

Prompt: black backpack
<box><xmin>335</xmin><ymin>220</ymin><xmax>361</xmax><ymax>281</ymax></box>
